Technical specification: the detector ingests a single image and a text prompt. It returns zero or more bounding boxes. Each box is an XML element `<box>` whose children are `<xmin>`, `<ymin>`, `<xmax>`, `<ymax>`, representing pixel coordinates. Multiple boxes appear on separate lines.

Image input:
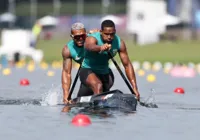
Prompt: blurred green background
<box><xmin>37</xmin><ymin>38</ymin><xmax>200</xmax><ymax>64</ymax></box>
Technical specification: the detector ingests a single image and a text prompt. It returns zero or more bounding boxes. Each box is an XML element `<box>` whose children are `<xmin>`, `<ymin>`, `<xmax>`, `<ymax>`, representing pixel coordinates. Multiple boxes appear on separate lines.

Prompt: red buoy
<box><xmin>20</xmin><ymin>79</ymin><xmax>30</xmax><ymax>86</ymax></box>
<box><xmin>174</xmin><ymin>87</ymin><xmax>185</xmax><ymax>94</ymax></box>
<box><xmin>71</xmin><ymin>114</ymin><xmax>91</xmax><ymax>126</ymax></box>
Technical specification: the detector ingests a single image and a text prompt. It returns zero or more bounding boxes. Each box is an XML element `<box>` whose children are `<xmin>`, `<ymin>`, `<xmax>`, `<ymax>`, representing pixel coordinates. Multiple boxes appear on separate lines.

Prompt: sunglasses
<box><xmin>71</xmin><ymin>34</ymin><xmax>87</xmax><ymax>40</ymax></box>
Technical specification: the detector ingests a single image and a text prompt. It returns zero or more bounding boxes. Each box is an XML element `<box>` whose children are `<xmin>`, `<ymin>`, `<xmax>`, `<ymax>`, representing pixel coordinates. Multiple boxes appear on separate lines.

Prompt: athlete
<box><xmin>61</xmin><ymin>22</ymin><xmax>99</xmax><ymax>104</ymax></box>
<box><xmin>79</xmin><ymin>20</ymin><xmax>140</xmax><ymax>100</ymax></box>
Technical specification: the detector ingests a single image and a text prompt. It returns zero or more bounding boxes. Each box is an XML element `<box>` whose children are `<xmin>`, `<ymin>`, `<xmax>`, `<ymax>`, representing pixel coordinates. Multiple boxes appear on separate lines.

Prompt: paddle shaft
<box><xmin>67</xmin><ymin>64</ymin><xmax>81</xmax><ymax>100</ymax></box>
<box><xmin>107</xmin><ymin>52</ymin><xmax>155</xmax><ymax>105</ymax></box>
<box><xmin>66</xmin><ymin>51</ymin><xmax>156</xmax><ymax>108</ymax></box>
<box><xmin>107</xmin><ymin>51</ymin><xmax>136</xmax><ymax>95</ymax></box>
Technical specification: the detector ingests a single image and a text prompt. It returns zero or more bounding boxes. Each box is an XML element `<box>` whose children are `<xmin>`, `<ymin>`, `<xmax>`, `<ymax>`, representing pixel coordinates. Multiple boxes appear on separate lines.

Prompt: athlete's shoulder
<box><xmin>66</xmin><ymin>39</ymin><xmax>74</xmax><ymax>47</ymax></box>
<box><xmin>87</xmin><ymin>32</ymin><xmax>100</xmax><ymax>38</ymax></box>
<box><xmin>62</xmin><ymin>43</ymin><xmax>71</xmax><ymax>59</ymax></box>
<box><xmin>88</xmin><ymin>29</ymin><xmax>100</xmax><ymax>34</ymax></box>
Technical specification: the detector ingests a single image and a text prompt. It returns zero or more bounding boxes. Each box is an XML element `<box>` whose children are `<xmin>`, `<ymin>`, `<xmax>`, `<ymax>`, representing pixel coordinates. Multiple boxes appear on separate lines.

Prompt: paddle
<box><xmin>67</xmin><ymin>64</ymin><xmax>82</xmax><ymax>101</ymax></box>
<box><xmin>107</xmin><ymin>51</ymin><xmax>158</xmax><ymax>108</ymax></box>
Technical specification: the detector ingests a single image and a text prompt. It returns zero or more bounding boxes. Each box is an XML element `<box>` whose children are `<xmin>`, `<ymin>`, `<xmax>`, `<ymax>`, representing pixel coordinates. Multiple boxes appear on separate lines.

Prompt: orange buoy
<box><xmin>174</xmin><ymin>87</ymin><xmax>185</xmax><ymax>94</ymax></box>
<box><xmin>71</xmin><ymin>114</ymin><xmax>91</xmax><ymax>126</ymax></box>
<box><xmin>20</xmin><ymin>79</ymin><xmax>30</xmax><ymax>86</ymax></box>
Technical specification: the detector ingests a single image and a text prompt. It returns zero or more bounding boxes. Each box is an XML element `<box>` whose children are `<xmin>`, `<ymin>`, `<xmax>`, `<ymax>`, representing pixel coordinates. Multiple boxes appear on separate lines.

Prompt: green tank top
<box><xmin>82</xmin><ymin>32</ymin><xmax>121</xmax><ymax>74</ymax></box>
<box><xmin>67</xmin><ymin>40</ymin><xmax>84</xmax><ymax>64</ymax></box>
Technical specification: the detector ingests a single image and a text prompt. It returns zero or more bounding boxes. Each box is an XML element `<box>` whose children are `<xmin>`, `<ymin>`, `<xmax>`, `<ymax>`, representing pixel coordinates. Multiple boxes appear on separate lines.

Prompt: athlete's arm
<box><xmin>61</xmin><ymin>46</ymin><xmax>72</xmax><ymax>103</ymax></box>
<box><xmin>84</xmin><ymin>36</ymin><xmax>110</xmax><ymax>52</ymax></box>
<box><xmin>118</xmin><ymin>39</ymin><xmax>140</xmax><ymax>98</ymax></box>
<box><xmin>84</xmin><ymin>36</ymin><xmax>101</xmax><ymax>52</ymax></box>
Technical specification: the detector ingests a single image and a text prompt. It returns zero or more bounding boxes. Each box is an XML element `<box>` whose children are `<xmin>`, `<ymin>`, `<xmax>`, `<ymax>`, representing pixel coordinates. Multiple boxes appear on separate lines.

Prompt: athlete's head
<box><xmin>100</xmin><ymin>20</ymin><xmax>116</xmax><ymax>44</ymax></box>
<box><xmin>70</xmin><ymin>22</ymin><xmax>87</xmax><ymax>47</ymax></box>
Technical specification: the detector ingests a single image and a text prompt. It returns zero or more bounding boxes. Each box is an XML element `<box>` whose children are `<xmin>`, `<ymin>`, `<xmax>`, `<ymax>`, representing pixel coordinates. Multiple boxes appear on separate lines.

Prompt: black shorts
<box><xmin>77</xmin><ymin>83</ymin><xmax>93</xmax><ymax>97</ymax></box>
<box><xmin>77</xmin><ymin>68</ymin><xmax>114</xmax><ymax>97</ymax></box>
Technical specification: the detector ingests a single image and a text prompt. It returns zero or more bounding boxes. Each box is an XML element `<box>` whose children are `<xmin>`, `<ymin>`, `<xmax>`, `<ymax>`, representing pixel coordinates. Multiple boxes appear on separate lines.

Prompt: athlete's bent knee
<box><xmin>91</xmin><ymin>81</ymin><xmax>103</xmax><ymax>94</ymax></box>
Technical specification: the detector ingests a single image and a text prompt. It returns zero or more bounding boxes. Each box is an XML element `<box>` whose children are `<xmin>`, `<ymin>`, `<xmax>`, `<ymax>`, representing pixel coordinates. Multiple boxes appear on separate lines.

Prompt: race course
<box><xmin>0</xmin><ymin>65</ymin><xmax>200</xmax><ymax>140</ymax></box>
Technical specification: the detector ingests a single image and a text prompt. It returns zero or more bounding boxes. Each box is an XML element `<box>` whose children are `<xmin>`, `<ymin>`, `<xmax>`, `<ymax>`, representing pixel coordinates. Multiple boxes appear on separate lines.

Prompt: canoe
<box><xmin>70</xmin><ymin>89</ymin><xmax>138</xmax><ymax>112</ymax></box>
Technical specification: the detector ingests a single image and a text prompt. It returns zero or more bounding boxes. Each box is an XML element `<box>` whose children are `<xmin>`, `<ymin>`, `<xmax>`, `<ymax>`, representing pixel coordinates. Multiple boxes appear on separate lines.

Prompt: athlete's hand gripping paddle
<box><xmin>107</xmin><ymin>51</ymin><xmax>158</xmax><ymax>108</ymax></box>
<box><xmin>100</xmin><ymin>43</ymin><xmax>112</xmax><ymax>52</ymax></box>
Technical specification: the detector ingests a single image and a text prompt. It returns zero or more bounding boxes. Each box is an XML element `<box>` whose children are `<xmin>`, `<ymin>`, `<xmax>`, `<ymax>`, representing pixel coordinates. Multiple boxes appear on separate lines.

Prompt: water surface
<box><xmin>0</xmin><ymin>67</ymin><xmax>199</xmax><ymax>140</ymax></box>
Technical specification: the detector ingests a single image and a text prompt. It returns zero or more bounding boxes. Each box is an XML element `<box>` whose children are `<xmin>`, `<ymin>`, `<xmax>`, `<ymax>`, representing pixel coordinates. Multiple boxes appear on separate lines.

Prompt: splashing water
<box><xmin>41</xmin><ymin>84</ymin><xmax>62</xmax><ymax>106</ymax></box>
<box><xmin>145</xmin><ymin>88</ymin><xmax>157</xmax><ymax>104</ymax></box>
<box><xmin>141</xmin><ymin>88</ymin><xmax>158</xmax><ymax>108</ymax></box>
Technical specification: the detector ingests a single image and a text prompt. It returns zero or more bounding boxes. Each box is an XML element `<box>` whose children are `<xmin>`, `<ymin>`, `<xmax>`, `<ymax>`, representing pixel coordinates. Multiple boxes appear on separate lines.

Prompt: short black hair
<box><xmin>101</xmin><ymin>20</ymin><xmax>115</xmax><ymax>30</ymax></box>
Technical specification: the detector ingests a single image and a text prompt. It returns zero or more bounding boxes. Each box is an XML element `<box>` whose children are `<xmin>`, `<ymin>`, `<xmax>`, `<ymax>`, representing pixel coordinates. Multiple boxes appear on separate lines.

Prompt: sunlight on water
<box><xmin>41</xmin><ymin>84</ymin><xmax>62</xmax><ymax>106</ymax></box>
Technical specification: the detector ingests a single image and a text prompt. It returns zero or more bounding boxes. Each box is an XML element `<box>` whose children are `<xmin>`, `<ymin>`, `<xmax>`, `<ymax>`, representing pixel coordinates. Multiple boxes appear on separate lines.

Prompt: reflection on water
<box><xmin>0</xmin><ymin>98</ymin><xmax>42</xmax><ymax>105</ymax></box>
<box><xmin>61</xmin><ymin>104</ymin><xmax>138</xmax><ymax>119</ymax></box>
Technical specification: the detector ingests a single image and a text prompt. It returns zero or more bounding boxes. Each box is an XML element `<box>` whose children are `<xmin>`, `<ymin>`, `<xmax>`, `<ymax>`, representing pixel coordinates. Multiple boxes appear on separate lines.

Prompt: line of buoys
<box><xmin>188</xmin><ymin>62</ymin><xmax>195</xmax><ymax>68</ymax></box>
<box><xmin>51</xmin><ymin>61</ymin><xmax>62</xmax><ymax>69</ymax></box>
<box><xmin>15</xmin><ymin>60</ymin><xmax>26</xmax><ymax>68</ymax></box>
<box><xmin>163</xmin><ymin>62</ymin><xmax>173</xmax><ymax>72</ymax></box>
<box><xmin>0</xmin><ymin>60</ymin><xmax>190</xmax><ymax>97</ymax></box>
<box><xmin>170</xmin><ymin>65</ymin><xmax>196</xmax><ymax>78</ymax></box>
<box><xmin>152</xmin><ymin>61</ymin><xmax>162</xmax><ymax>72</ymax></box>
<box><xmin>146</xmin><ymin>74</ymin><xmax>156</xmax><ymax>82</ymax></box>
<box><xmin>27</xmin><ymin>64</ymin><xmax>35</xmax><ymax>72</ymax></box>
<box><xmin>142</xmin><ymin>61</ymin><xmax>151</xmax><ymax>71</ymax></box>
<box><xmin>196</xmin><ymin>63</ymin><xmax>200</xmax><ymax>73</ymax></box>
<box><xmin>2</xmin><ymin>68</ymin><xmax>11</xmax><ymax>75</ymax></box>
<box><xmin>1</xmin><ymin>60</ymin><xmax>200</xmax><ymax>76</ymax></box>
<box><xmin>137</xmin><ymin>69</ymin><xmax>145</xmax><ymax>76</ymax></box>
<box><xmin>40</xmin><ymin>62</ymin><xmax>48</xmax><ymax>70</ymax></box>
<box><xmin>28</xmin><ymin>60</ymin><xmax>35</xmax><ymax>65</ymax></box>
<box><xmin>132</xmin><ymin>61</ymin><xmax>140</xmax><ymax>71</ymax></box>
<box><xmin>47</xmin><ymin>70</ymin><xmax>55</xmax><ymax>77</ymax></box>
